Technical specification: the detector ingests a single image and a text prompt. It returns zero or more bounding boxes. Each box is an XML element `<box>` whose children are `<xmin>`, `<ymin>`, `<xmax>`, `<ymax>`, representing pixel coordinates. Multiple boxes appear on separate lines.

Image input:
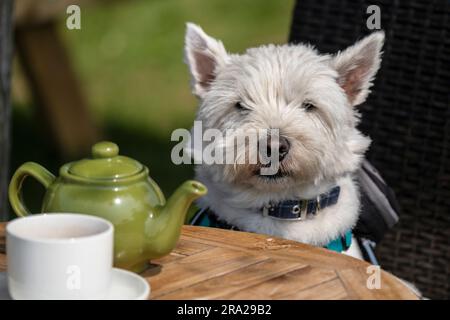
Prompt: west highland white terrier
<box><xmin>184</xmin><ymin>23</ymin><xmax>384</xmax><ymax>257</ymax></box>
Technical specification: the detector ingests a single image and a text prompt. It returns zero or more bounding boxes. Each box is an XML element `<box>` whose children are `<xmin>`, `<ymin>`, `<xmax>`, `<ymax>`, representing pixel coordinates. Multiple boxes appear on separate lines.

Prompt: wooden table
<box><xmin>0</xmin><ymin>223</ymin><xmax>418</xmax><ymax>300</ymax></box>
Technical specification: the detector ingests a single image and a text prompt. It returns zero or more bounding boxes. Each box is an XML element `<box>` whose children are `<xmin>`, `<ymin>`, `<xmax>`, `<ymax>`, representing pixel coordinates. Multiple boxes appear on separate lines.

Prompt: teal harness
<box><xmin>324</xmin><ymin>230</ymin><xmax>352</xmax><ymax>252</ymax></box>
<box><xmin>191</xmin><ymin>208</ymin><xmax>352</xmax><ymax>253</ymax></box>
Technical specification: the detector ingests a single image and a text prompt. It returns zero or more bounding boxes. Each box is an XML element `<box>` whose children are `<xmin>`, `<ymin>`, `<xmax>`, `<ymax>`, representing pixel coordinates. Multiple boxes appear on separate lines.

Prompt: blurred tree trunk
<box><xmin>0</xmin><ymin>0</ymin><xmax>13</xmax><ymax>221</ymax></box>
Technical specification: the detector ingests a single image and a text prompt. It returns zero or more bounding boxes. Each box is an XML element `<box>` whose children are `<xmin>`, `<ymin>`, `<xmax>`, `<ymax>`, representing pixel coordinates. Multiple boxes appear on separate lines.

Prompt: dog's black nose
<box><xmin>266</xmin><ymin>136</ymin><xmax>290</xmax><ymax>161</ymax></box>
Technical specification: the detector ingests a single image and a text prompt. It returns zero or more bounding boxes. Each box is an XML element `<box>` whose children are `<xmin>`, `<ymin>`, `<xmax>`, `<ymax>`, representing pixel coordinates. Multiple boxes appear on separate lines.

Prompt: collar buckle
<box><xmin>264</xmin><ymin>199</ymin><xmax>309</xmax><ymax>220</ymax></box>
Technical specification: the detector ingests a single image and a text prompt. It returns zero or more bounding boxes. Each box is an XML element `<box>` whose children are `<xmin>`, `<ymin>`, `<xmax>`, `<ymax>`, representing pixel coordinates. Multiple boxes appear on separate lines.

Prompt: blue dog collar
<box><xmin>262</xmin><ymin>186</ymin><xmax>341</xmax><ymax>220</ymax></box>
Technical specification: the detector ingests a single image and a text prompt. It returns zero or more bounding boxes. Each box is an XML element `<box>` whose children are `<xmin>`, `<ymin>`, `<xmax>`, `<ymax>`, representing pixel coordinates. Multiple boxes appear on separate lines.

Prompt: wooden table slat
<box><xmin>144</xmin><ymin>247</ymin><xmax>269</xmax><ymax>299</ymax></box>
<box><xmin>219</xmin><ymin>266</ymin><xmax>338</xmax><ymax>300</ymax></box>
<box><xmin>181</xmin><ymin>226</ymin><xmax>368</xmax><ymax>268</ymax></box>
<box><xmin>158</xmin><ymin>258</ymin><xmax>307</xmax><ymax>300</ymax></box>
<box><xmin>282</xmin><ymin>278</ymin><xmax>349</xmax><ymax>300</ymax></box>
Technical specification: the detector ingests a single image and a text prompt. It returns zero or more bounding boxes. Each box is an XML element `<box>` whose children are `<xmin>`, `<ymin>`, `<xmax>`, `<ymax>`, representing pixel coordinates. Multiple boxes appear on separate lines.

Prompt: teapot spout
<box><xmin>164</xmin><ymin>180</ymin><xmax>207</xmax><ymax>218</ymax></box>
<box><xmin>146</xmin><ymin>180</ymin><xmax>207</xmax><ymax>257</ymax></box>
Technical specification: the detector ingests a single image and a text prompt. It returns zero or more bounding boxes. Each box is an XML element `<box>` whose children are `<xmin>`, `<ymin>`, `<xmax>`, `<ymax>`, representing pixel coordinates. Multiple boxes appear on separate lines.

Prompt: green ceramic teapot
<box><xmin>8</xmin><ymin>141</ymin><xmax>207</xmax><ymax>272</ymax></box>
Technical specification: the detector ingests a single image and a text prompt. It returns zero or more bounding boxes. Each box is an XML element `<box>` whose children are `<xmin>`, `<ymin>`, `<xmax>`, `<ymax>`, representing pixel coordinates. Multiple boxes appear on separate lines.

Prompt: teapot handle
<box><xmin>8</xmin><ymin>162</ymin><xmax>55</xmax><ymax>217</ymax></box>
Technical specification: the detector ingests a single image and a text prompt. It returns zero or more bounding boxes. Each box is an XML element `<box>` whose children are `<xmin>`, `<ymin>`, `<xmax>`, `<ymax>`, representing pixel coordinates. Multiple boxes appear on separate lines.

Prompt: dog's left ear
<box><xmin>184</xmin><ymin>23</ymin><xmax>229</xmax><ymax>98</ymax></box>
<box><xmin>330</xmin><ymin>31</ymin><xmax>384</xmax><ymax>106</ymax></box>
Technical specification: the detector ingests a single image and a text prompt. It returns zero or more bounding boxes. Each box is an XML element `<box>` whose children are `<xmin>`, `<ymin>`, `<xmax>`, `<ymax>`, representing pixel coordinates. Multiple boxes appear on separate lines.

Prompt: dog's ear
<box><xmin>330</xmin><ymin>31</ymin><xmax>384</xmax><ymax>106</ymax></box>
<box><xmin>184</xmin><ymin>23</ymin><xmax>228</xmax><ymax>98</ymax></box>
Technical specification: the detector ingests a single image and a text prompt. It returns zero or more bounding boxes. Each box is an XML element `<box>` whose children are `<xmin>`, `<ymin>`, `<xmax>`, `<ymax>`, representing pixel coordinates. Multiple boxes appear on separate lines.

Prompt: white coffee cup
<box><xmin>6</xmin><ymin>213</ymin><xmax>114</xmax><ymax>300</ymax></box>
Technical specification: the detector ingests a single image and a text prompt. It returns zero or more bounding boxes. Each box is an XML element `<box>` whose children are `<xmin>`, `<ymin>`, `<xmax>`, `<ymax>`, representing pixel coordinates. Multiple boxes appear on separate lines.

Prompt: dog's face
<box><xmin>185</xmin><ymin>23</ymin><xmax>384</xmax><ymax>192</ymax></box>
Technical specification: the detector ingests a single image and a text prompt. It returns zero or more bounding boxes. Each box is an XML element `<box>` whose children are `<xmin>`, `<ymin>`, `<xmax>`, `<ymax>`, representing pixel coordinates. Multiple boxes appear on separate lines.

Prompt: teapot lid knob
<box><xmin>92</xmin><ymin>141</ymin><xmax>119</xmax><ymax>158</ymax></box>
<box><xmin>68</xmin><ymin>141</ymin><xmax>143</xmax><ymax>179</ymax></box>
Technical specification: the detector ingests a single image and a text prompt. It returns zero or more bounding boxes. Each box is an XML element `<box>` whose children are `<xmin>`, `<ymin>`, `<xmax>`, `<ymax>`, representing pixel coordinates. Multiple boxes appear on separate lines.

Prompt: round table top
<box><xmin>0</xmin><ymin>223</ymin><xmax>418</xmax><ymax>300</ymax></box>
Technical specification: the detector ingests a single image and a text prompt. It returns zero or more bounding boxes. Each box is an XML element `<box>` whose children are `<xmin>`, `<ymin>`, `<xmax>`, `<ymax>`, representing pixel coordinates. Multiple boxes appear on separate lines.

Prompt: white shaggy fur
<box><xmin>184</xmin><ymin>23</ymin><xmax>384</xmax><ymax>248</ymax></box>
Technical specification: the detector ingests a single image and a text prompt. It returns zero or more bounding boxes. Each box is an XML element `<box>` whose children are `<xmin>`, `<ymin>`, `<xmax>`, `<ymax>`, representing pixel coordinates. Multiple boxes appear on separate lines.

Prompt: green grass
<box><xmin>62</xmin><ymin>0</ymin><xmax>294</xmax><ymax>137</ymax></box>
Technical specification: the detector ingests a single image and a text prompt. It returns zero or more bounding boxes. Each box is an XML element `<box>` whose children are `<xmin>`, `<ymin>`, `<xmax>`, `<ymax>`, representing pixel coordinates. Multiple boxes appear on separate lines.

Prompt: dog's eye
<box><xmin>302</xmin><ymin>102</ymin><xmax>316</xmax><ymax>111</ymax></box>
<box><xmin>235</xmin><ymin>102</ymin><xmax>249</xmax><ymax>111</ymax></box>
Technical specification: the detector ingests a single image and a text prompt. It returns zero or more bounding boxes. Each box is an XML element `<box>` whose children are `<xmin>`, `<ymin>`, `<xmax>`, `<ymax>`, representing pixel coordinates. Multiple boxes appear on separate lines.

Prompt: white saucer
<box><xmin>0</xmin><ymin>268</ymin><xmax>150</xmax><ymax>300</ymax></box>
<box><xmin>106</xmin><ymin>268</ymin><xmax>150</xmax><ymax>300</ymax></box>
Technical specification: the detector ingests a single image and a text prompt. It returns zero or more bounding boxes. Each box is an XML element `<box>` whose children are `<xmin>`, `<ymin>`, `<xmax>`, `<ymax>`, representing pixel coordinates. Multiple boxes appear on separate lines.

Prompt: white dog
<box><xmin>184</xmin><ymin>23</ymin><xmax>384</xmax><ymax>257</ymax></box>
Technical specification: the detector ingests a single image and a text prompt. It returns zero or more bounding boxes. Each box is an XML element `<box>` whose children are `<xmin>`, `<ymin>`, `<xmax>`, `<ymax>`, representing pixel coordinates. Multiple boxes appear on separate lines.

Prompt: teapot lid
<box><xmin>68</xmin><ymin>141</ymin><xmax>143</xmax><ymax>180</ymax></box>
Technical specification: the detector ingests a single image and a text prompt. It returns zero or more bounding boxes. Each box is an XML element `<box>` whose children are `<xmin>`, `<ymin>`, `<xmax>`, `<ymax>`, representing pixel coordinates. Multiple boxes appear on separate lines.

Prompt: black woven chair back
<box><xmin>289</xmin><ymin>0</ymin><xmax>449</xmax><ymax>299</ymax></box>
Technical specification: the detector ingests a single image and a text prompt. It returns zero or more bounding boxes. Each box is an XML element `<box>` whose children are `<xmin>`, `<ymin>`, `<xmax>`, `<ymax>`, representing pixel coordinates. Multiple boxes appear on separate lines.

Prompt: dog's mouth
<box><xmin>253</xmin><ymin>167</ymin><xmax>291</xmax><ymax>180</ymax></box>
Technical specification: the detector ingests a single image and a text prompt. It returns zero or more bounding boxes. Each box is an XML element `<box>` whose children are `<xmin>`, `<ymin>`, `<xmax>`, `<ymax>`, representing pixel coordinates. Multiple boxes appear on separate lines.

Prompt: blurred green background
<box><xmin>11</xmin><ymin>0</ymin><xmax>293</xmax><ymax>214</ymax></box>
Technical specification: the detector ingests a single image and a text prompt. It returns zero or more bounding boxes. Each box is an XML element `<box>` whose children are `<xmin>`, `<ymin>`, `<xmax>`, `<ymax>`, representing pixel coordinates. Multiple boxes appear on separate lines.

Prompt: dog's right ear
<box><xmin>184</xmin><ymin>23</ymin><xmax>228</xmax><ymax>98</ymax></box>
<box><xmin>330</xmin><ymin>31</ymin><xmax>384</xmax><ymax>107</ymax></box>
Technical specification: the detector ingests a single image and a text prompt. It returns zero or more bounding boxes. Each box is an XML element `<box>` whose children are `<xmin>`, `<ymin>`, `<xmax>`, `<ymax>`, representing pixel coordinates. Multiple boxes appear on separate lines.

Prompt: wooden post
<box><xmin>15</xmin><ymin>22</ymin><xmax>100</xmax><ymax>158</ymax></box>
<box><xmin>0</xmin><ymin>0</ymin><xmax>13</xmax><ymax>221</ymax></box>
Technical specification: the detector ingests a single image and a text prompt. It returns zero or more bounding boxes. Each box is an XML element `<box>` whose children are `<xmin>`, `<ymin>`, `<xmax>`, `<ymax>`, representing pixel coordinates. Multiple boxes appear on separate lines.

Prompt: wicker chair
<box><xmin>0</xmin><ymin>0</ymin><xmax>13</xmax><ymax>222</ymax></box>
<box><xmin>289</xmin><ymin>0</ymin><xmax>449</xmax><ymax>299</ymax></box>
